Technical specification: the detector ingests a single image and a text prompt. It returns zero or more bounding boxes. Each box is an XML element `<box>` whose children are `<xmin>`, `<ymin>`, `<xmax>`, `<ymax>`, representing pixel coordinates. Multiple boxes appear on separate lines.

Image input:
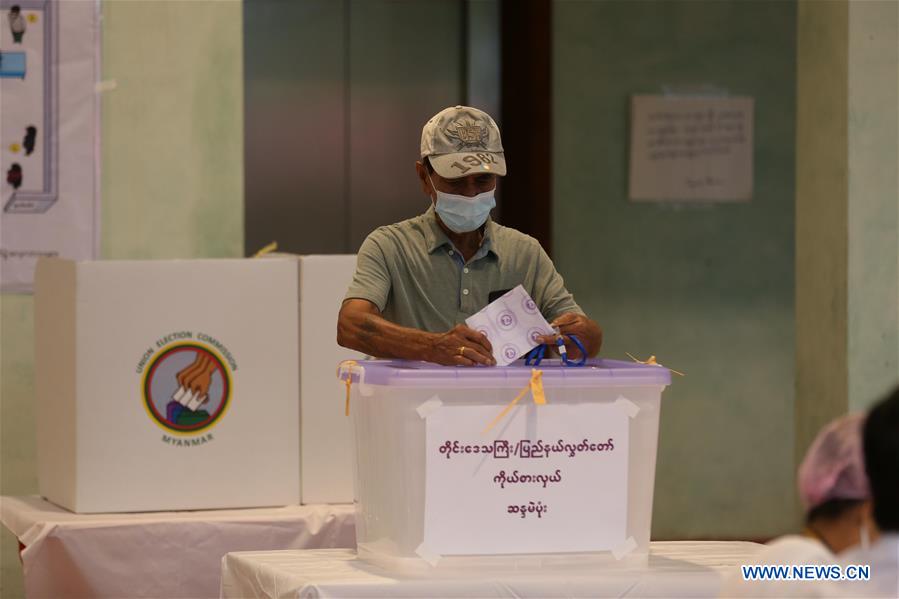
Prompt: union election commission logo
<box><xmin>137</xmin><ymin>333</ymin><xmax>236</xmax><ymax>436</ymax></box>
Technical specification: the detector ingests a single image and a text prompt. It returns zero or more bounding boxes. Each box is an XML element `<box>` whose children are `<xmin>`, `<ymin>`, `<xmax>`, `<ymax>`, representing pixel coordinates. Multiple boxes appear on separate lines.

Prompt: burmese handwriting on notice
<box><xmin>493</xmin><ymin>469</ymin><xmax>562</xmax><ymax>489</ymax></box>
<box><xmin>438</xmin><ymin>438</ymin><xmax>616</xmax><ymax>460</ymax></box>
<box><xmin>645</xmin><ymin>107</ymin><xmax>748</xmax><ymax>161</ymax></box>
<box><xmin>507</xmin><ymin>501</ymin><xmax>548</xmax><ymax>519</ymax></box>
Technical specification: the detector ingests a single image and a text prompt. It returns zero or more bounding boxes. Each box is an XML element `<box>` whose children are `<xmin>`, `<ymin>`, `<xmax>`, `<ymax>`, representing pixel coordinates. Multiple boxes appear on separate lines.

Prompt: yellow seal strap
<box><xmin>252</xmin><ymin>241</ymin><xmax>278</xmax><ymax>258</ymax></box>
<box><xmin>625</xmin><ymin>352</ymin><xmax>685</xmax><ymax>377</ymax></box>
<box><xmin>483</xmin><ymin>369</ymin><xmax>545</xmax><ymax>435</ymax></box>
<box><xmin>344</xmin><ymin>378</ymin><xmax>352</xmax><ymax>416</ymax></box>
<box><xmin>336</xmin><ymin>360</ymin><xmax>360</xmax><ymax>416</ymax></box>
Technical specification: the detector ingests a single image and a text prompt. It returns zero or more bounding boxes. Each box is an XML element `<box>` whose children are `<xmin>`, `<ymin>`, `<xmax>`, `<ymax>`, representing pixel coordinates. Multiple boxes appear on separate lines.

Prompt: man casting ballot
<box><xmin>337</xmin><ymin>106</ymin><xmax>602</xmax><ymax>366</ymax></box>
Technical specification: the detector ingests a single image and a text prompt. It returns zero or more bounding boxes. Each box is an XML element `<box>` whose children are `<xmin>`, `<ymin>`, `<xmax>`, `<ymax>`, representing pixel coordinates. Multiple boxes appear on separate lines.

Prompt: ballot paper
<box><xmin>170</xmin><ymin>386</ymin><xmax>207</xmax><ymax>412</ymax></box>
<box><xmin>465</xmin><ymin>285</ymin><xmax>554</xmax><ymax>366</ymax></box>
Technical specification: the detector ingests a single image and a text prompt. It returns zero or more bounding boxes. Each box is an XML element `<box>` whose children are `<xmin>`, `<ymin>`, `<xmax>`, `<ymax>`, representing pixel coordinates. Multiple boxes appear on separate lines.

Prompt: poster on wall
<box><xmin>629</xmin><ymin>95</ymin><xmax>754</xmax><ymax>202</ymax></box>
<box><xmin>0</xmin><ymin>0</ymin><xmax>99</xmax><ymax>293</ymax></box>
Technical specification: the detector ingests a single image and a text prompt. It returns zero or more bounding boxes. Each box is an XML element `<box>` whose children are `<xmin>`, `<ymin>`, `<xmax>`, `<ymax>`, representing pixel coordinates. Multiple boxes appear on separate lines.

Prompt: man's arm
<box><xmin>528</xmin><ymin>240</ymin><xmax>603</xmax><ymax>358</ymax></box>
<box><xmin>337</xmin><ymin>299</ymin><xmax>496</xmax><ymax>366</ymax></box>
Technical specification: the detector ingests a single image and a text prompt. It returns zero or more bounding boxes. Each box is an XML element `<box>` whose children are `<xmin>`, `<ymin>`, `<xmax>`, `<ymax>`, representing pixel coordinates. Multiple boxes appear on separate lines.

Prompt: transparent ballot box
<box><xmin>337</xmin><ymin>359</ymin><xmax>671</xmax><ymax>574</ymax></box>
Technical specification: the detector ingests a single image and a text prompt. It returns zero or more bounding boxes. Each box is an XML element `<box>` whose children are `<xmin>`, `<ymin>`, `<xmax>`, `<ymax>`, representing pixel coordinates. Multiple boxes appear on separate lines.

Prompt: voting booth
<box><xmin>297</xmin><ymin>255</ymin><xmax>361</xmax><ymax>504</ymax></box>
<box><xmin>34</xmin><ymin>255</ymin><xmax>358</xmax><ymax>513</ymax></box>
<box><xmin>338</xmin><ymin>359</ymin><xmax>671</xmax><ymax>574</ymax></box>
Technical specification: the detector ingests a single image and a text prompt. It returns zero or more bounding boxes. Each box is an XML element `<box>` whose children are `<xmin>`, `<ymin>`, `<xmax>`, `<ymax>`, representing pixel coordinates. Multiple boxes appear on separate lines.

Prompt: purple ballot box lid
<box><xmin>337</xmin><ymin>358</ymin><xmax>671</xmax><ymax>389</ymax></box>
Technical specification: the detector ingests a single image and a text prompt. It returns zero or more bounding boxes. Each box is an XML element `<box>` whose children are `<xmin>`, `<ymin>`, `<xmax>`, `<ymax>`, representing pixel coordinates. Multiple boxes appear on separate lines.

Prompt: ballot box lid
<box><xmin>337</xmin><ymin>358</ymin><xmax>671</xmax><ymax>388</ymax></box>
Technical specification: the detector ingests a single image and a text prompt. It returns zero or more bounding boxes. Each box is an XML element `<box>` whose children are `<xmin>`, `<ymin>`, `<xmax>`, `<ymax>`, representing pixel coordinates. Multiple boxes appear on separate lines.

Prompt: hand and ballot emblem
<box><xmin>141</xmin><ymin>340</ymin><xmax>233</xmax><ymax>434</ymax></box>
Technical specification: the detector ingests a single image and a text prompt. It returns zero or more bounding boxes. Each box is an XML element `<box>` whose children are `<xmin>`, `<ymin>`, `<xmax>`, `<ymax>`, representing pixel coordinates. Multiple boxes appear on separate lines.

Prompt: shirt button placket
<box><xmin>462</xmin><ymin>259</ymin><xmax>474</xmax><ymax>310</ymax></box>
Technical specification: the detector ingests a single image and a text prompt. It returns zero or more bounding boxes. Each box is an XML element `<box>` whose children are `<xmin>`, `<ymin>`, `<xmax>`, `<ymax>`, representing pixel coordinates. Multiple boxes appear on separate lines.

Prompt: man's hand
<box><xmin>176</xmin><ymin>353</ymin><xmax>208</xmax><ymax>388</ymax></box>
<box><xmin>338</xmin><ymin>299</ymin><xmax>496</xmax><ymax>366</ymax></box>
<box><xmin>536</xmin><ymin>312</ymin><xmax>603</xmax><ymax>359</ymax></box>
<box><xmin>172</xmin><ymin>352</ymin><xmax>218</xmax><ymax>410</ymax></box>
<box><xmin>427</xmin><ymin>324</ymin><xmax>496</xmax><ymax>366</ymax></box>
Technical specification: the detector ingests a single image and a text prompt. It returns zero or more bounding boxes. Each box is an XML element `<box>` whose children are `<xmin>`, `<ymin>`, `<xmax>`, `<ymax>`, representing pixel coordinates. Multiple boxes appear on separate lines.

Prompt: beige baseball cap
<box><xmin>420</xmin><ymin>105</ymin><xmax>506</xmax><ymax>179</ymax></box>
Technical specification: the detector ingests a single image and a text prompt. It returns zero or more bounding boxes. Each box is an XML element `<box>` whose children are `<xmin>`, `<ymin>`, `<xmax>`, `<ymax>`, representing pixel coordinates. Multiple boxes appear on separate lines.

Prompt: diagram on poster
<box><xmin>1</xmin><ymin>0</ymin><xmax>56</xmax><ymax>214</ymax></box>
<box><xmin>0</xmin><ymin>0</ymin><xmax>98</xmax><ymax>292</ymax></box>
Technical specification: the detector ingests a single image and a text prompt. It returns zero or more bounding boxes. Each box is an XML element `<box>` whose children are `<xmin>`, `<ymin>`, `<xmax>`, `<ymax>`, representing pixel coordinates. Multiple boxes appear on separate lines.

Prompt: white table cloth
<box><xmin>221</xmin><ymin>542</ymin><xmax>764</xmax><ymax>598</ymax></box>
<box><xmin>1</xmin><ymin>495</ymin><xmax>355</xmax><ymax>598</ymax></box>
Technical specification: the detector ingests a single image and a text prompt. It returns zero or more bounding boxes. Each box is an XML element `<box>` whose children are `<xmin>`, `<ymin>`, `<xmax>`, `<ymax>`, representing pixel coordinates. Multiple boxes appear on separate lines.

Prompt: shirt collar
<box><xmin>423</xmin><ymin>205</ymin><xmax>498</xmax><ymax>258</ymax></box>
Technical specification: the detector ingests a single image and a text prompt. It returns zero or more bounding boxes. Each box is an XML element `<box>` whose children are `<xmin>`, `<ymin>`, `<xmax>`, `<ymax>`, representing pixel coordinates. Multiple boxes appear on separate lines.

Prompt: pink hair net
<box><xmin>797</xmin><ymin>412</ymin><xmax>870</xmax><ymax>511</ymax></box>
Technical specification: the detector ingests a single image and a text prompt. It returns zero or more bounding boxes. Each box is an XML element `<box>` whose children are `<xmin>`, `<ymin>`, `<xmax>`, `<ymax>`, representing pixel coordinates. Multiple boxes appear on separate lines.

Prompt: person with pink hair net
<box><xmin>796</xmin><ymin>412</ymin><xmax>875</xmax><ymax>554</ymax></box>
<box><xmin>826</xmin><ymin>385</ymin><xmax>899</xmax><ymax>598</ymax></box>
<box><xmin>720</xmin><ymin>412</ymin><xmax>876</xmax><ymax>597</ymax></box>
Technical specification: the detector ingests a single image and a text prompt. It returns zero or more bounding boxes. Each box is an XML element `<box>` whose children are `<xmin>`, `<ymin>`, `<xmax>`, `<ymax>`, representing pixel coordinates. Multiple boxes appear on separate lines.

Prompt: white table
<box><xmin>0</xmin><ymin>495</ymin><xmax>355</xmax><ymax>598</ymax></box>
<box><xmin>221</xmin><ymin>542</ymin><xmax>764</xmax><ymax>598</ymax></box>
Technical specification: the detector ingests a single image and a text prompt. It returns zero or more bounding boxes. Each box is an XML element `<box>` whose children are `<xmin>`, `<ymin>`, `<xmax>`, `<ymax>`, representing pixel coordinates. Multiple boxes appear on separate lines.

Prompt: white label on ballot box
<box><xmin>423</xmin><ymin>401</ymin><xmax>629</xmax><ymax>555</ymax></box>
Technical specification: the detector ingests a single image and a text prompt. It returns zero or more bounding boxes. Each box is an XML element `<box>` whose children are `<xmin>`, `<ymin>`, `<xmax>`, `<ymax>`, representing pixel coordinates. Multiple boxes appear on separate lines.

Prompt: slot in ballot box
<box><xmin>337</xmin><ymin>359</ymin><xmax>671</xmax><ymax>575</ymax></box>
<box><xmin>34</xmin><ymin>255</ymin><xmax>359</xmax><ymax>513</ymax></box>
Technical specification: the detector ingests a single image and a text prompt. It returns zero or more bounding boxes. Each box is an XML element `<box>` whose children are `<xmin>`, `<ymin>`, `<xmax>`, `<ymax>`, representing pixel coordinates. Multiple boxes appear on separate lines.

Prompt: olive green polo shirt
<box><xmin>344</xmin><ymin>206</ymin><xmax>583</xmax><ymax>333</ymax></box>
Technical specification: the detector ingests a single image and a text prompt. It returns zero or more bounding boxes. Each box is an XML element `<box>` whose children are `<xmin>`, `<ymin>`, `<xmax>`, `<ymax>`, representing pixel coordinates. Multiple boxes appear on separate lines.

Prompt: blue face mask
<box><xmin>430</xmin><ymin>175</ymin><xmax>496</xmax><ymax>233</ymax></box>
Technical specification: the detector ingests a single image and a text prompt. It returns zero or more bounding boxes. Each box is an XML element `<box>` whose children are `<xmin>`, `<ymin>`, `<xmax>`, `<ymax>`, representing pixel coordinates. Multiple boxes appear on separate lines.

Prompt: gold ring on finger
<box><xmin>458</xmin><ymin>345</ymin><xmax>466</xmax><ymax>357</ymax></box>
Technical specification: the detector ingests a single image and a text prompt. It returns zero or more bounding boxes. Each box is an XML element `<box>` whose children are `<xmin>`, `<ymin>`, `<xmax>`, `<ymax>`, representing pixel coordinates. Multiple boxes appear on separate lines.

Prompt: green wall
<box><xmin>0</xmin><ymin>2</ymin><xmax>243</xmax><ymax>596</ymax></box>
<box><xmin>0</xmin><ymin>298</ymin><xmax>37</xmax><ymax>598</ymax></box>
<box><xmin>102</xmin><ymin>1</ymin><xmax>243</xmax><ymax>259</ymax></box>
<box><xmin>794</xmin><ymin>0</ymin><xmax>899</xmax><ymax>459</ymax></box>
<box><xmin>554</xmin><ymin>0</ymin><xmax>798</xmax><ymax>539</ymax></box>
<box><xmin>845</xmin><ymin>1</ymin><xmax>899</xmax><ymax>411</ymax></box>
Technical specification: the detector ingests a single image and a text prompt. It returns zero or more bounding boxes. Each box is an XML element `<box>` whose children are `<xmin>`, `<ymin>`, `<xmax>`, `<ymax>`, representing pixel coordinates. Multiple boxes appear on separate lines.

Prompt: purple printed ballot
<box><xmin>465</xmin><ymin>285</ymin><xmax>554</xmax><ymax>366</ymax></box>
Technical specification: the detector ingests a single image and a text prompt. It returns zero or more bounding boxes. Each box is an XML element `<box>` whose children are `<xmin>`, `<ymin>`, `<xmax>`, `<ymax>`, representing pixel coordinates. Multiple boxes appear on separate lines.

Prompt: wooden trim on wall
<box><xmin>500</xmin><ymin>0</ymin><xmax>552</xmax><ymax>254</ymax></box>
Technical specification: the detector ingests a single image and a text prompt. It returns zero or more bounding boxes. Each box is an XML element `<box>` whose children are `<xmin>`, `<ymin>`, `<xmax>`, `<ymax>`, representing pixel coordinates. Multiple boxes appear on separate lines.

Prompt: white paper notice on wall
<box><xmin>629</xmin><ymin>95</ymin><xmax>754</xmax><ymax>202</ymax></box>
<box><xmin>423</xmin><ymin>402</ymin><xmax>629</xmax><ymax>556</ymax></box>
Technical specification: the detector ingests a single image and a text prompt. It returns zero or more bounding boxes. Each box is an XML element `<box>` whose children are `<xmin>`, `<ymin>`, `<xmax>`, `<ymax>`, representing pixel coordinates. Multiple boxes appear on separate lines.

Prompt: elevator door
<box><xmin>244</xmin><ymin>0</ymin><xmax>465</xmax><ymax>255</ymax></box>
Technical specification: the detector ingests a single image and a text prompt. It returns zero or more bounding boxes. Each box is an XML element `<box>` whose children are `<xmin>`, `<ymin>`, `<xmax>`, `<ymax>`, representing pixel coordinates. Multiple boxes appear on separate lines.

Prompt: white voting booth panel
<box><xmin>338</xmin><ymin>360</ymin><xmax>671</xmax><ymax>575</ymax></box>
<box><xmin>33</xmin><ymin>256</ymin><xmax>357</xmax><ymax>513</ymax></box>
<box><xmin>298</xmin><ymin>255</ymin><xmax>361</xmax><ymax>504</ymax></box>
<box><xmin>35</xmin><ymin>257</ymin><xmax>301</xmax><ymax>513</ymax></box>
